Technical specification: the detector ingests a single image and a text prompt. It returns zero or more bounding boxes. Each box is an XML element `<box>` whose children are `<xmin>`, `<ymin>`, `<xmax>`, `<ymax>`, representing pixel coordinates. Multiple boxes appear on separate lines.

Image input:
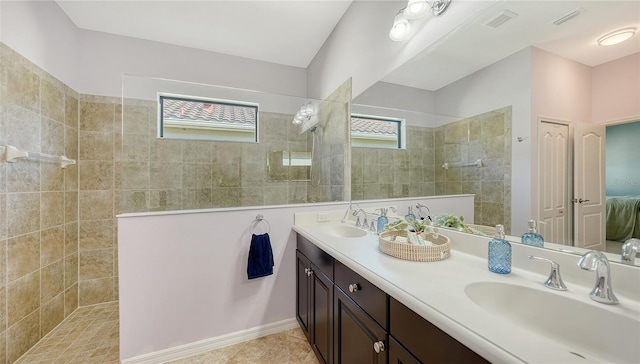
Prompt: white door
<box><xmin>539</xmin><ymin>122</ymin><xmax>570</xmax><ymax>245</ymax></box>
<box><xmin>573</xmin><ymin>122</ymin><xmax>606</xmax><ymax>250</ymax></box>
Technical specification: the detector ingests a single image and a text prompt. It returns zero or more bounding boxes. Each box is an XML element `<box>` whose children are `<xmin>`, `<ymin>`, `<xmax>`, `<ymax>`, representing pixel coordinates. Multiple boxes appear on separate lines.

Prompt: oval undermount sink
<box><xmin>321</xmin><ymin>224</ymin><xmax>367</xmax><ymax>238</ymax></box>
<box><xmin>465</xmin><ymin>282</ymin><xmax>640</xmax><ymax>363</ymax></box>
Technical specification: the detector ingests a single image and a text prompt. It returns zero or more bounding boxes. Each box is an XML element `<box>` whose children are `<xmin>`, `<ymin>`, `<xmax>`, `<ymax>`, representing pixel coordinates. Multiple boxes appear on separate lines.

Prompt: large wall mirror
<box><xmin>352</xmin><ymin>0</ymin><xmax>640</xmax><ymax>264</ymax></box>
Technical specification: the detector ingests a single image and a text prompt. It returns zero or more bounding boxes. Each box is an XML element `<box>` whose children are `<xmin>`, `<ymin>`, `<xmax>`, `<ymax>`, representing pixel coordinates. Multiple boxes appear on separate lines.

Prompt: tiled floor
<box><xmin>16</xmin><ymin>301</ymin><xmax>318</xmax><ymax>364</ymax></box>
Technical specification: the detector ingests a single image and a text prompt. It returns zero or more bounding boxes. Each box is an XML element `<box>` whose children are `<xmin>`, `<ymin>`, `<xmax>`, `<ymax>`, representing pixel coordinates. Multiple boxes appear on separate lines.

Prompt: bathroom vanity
<box><xmin>293</xmin><ymin>210</ymin><xmax>640</xmax><ymax>364</ymax></box>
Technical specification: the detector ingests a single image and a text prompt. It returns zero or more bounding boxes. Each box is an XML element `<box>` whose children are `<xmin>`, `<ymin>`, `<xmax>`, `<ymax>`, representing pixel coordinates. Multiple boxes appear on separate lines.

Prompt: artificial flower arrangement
<box><xmin>383</xmin><ymin>216</ymin><xmax>440</xmax><ymax>246</ymax></box>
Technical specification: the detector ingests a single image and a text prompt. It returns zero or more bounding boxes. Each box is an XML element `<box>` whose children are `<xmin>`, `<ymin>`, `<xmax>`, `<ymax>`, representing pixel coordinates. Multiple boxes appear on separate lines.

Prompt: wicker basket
<box><xmin>379</xmin><ymin>230</ymin><xmax>451</xmax><ymax>262</ymax></box>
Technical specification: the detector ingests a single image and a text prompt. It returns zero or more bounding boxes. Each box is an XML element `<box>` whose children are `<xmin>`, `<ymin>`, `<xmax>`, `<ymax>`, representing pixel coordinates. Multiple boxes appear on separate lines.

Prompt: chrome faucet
<box><xmin>341</xmin><ymin>201</ymin><xmax>361</xmax><ymax>223</ymax></box>
<box><xmin>529</xmin><ymin>256</ymin><xmax>567</xmax><ymax>291</ymax></box>
<box><xmin>416</xmin><ymin>203</ymin><xmax>432</xmax><ymax>221</ymax></box>
<box><xmin>621</xmin><ymin>238</ymin><xmax>640</xmax><ymax>265</ymax></box>
<box><xmin>353</xmin><ymin>209</ymin><xmax>368</xmax><ymax>228</ymax></box>
<box><xmin>577</xmin><ymin>251</ymin><xmax>619</xmax><ymax>305</ymax></box>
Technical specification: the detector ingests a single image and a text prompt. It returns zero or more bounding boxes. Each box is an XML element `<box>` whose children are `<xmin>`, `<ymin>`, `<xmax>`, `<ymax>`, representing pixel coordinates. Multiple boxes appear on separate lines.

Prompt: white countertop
<box><xmin>293</xmin><ymin>211</ymin><xmax>640</xmax><ymax>364</ymax></box>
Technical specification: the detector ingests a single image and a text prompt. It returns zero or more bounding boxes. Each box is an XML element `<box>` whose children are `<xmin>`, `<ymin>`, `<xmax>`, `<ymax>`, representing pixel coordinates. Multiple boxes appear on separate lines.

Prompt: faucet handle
<box><xmin>529</xmin><ymin>255</ymin><xmax>568</xmax><ymax>291</ymax></box>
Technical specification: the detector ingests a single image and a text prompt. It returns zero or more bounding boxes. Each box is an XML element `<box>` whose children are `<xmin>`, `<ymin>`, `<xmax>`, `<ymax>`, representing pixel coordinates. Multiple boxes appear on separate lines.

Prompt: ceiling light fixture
<box><xmin>597</xmin><ymin>27</ymin><xmax>636</xmax><ymax>46</ymax></box>
<box><xmin>391</xmin><ymin>0</ymin><xmax>452</xmax><ymax>41</ymax></box>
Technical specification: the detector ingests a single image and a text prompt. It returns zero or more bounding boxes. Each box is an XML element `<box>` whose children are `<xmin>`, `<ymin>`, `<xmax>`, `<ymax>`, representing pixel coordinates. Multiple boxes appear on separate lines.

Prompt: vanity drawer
<box><xmin>334</xmin><ymin>260</ymin><xmax>388</xmax><ymax>328</ymax></box>
<box><xmin>390</xmin><ymin>297</ymin><xmax>488</xmax><ymax>363</ymax></box>
<box><xmin>297</xmin><ymin>235</ymin><xmax>334</xmax><ymax>280</ymax></box>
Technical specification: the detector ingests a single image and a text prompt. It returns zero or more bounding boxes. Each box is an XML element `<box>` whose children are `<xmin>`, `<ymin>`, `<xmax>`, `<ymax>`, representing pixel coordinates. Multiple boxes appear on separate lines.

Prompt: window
<box><xmin>159</xmin><ymin>94</ymin><xmax>258</xmax><ymax>142</ymax></box>
<box><xmin>351</xmin><ymin>114</ymin><xmax>403</xmax><ymax>149</ymax></box>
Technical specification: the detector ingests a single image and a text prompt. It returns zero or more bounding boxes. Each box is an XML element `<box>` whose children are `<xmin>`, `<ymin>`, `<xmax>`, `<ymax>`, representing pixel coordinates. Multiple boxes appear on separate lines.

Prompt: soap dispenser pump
<box><xmin>521</xmin><ymin>220</ymin><xmax>544</xmax><ymax>247</ymax></box>
<box><xmin>488</xmin><ymin>224</ymin><xmax>511</xmax><ymax>274</ymax></box>
<box><xmin>377</xmin><ymin>208</ymin><xmax>389</xmax><ymax>234</ymax></box>
<box><xmin>405</xmin><ymin>206</ymin><xmax>416</xmax><ymax>221</ymax></box>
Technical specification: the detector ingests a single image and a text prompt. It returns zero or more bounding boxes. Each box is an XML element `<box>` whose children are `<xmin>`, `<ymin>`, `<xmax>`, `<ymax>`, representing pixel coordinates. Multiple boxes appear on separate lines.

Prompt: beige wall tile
<box><xmin>150</xmin><ymin>162</ymin><xmax>182</xmax><ymax>189</ymax></box>
<box><xmin>65</xmin><ymin>94</ymin><xmax>79</xmax><ymax>128</ymax></box>
<box><xmin>41</xmin><ymin>117</ymin><xmax>65</xmax><ymax>156</ymax></box>
<box><xmin>40</xmin><ymin>162</ymin><xmax>64</xmax><ymax>192</ymax></box>
<box><xmin>6</xmin><ymin>64</ymin><xmax>40</xmax><ymax>114</ymax></box>
<box><xmin>79</xmin><ymin>131</ymin><xmax>114</xmax><ymax>161</ymax></box>
<box><xmin>65</xmin><ymin>191</ymin><xmax>78</xmax><ymax>223</ymax></box>
<box><xmin>7</xmin><ymin>270</ymin><xmax>40</xmax><ymax>327</ymax></box>
<box><xmin>40</xmin><ymin>292</ymin><xmax>64</xmax><ymax>338</ymax></box>
<box><xmin>150</xmin><ymin>138</ymin><xmax>183</xmax><ymax>162</ymax></box>
<box><xmin>79</xmin><ymin>219</ymin><xmax>113</xmax><ymax>251</ymax></box>
<box><xmin>64</xmin><ymin>284</ymin><xmax>78</xmax><ymax>317</ymax></box>
<box><xmin>0</xmin><ymin>195</ymin><xmax>6</xmax><ymax>240</ymax></box>
<box><xmin>41</xmin><ymin>260</ymin><xmax>65</xmax><ymax>302</ymax></box>
<box><xmin>80</xmin><ymin>101</ymin><xmax>114</xmax><ymax>132</ymax></box>
<box><xmin>121</xmin><ymin>162</ymin><xmax>149</xmax><ymax>189</ymax></box>
<box><xmin>41</xmin><ymin>226</ymin><xmax>65</xmax><ymax>267</ymax></box>
<box><xmin>7</xmin><ymin>232</ymin><xmax>39</xmax><ymax>282</ymax></box>
<box><xmin>41</xmin><ymin>191</ymin><xmax>64</xmax><ymax>229</ymax></box>
<box><xmin>79</xmin><ymin>249</ymin><xmax>114</xmax><ymax>280</ymax></box>
<box><xmin>122</xmin><ymin>133</ymin><xmax>150</xmax><ymax>161</ymax></box>
<box><xmin>64</xmin><ymin>163</ymin><xmax>78</xmax><ymax>191</ymax></box>
<box><xmin>65</xmin><ymin>222</ymin><xmax>78</xmax><ymax>256</ymax></box>
<box><xmin>123</xmin><ymin>104</ymin><xmax>150</xmax><ymax>134</ymax></box>
<box><xmin>40</xmin><ymin>79</ymin><xmax>65</xmax><ymax>123</ymax></box>
<box><xmin>65</xmin><ymin>125</ymin><xmax>78</xmax><ymax>160</ymax></box>
<box><xmin>0</xmin><ymin>330</ymin><xmax>6</xmax><ymax>364</ymax></box>
<box><xmin>0</xmin><ymin>286</ymin><xmax>5</xmax><ymax>332</ymax></box>
<box><xmin>6</xmin><ymin>160</ymin><xmax>40</xmax><ymax>192</ymax></box>
<box><xmin>65</xmin><ymin>253</ymin><xmax>78</xmax><ymax>289</ymax></box>
<box><xmin>79</xmin><ymin>278</ymin><xmax>113</xmax><ymax>306</ymax></box>
<box><xmin>79</xmin><ymin>161</ymin><xmax>114</xmax><ymax>190</ymax></box>
<box><xmin>7</xmin><ymin>309</ymin><xmax>40</xmax><ymax>364</ymax></box>
<box><xmin>79</xmin><ymin>190</ymin><xmax>113</xmax><ymax>220</ymax></box>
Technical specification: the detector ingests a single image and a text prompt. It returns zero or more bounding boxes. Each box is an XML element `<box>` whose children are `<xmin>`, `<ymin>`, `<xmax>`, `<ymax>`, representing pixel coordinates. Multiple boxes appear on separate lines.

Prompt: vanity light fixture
<box><xmin>390</xmin><ymin>0</ymin><xmax>451</xmax><ymax>41</ymax></box>
<box><xmin>292</xmin><ymin>102</ymin><xmax>316</xmax><ymax>125</ymax></box>
<box><xmin>389</xmin><ymin>10</ymin><xmax>412</xmax><ymax>41</ymax></box>
<box><xmin>597</xmin><ymin>27</ymin><xmax>636</xmax><ymax>46</ymax></box>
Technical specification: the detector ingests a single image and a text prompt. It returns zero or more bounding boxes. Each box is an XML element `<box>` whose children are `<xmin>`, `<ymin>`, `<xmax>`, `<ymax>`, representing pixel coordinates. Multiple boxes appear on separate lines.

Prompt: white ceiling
<box><xmin>382</xmin><ymin>0</ymin><xmax>640</xmax><ymax>91</ymax></box>
<box><xmin>55</xmin><ymin>0</ymin><xmax>639</xmax><ymax>90</ymax></box>
<box><xmin>55</xmin><ymin>0</ymin><xmax>354</xmax><ymax>68</ymax></box>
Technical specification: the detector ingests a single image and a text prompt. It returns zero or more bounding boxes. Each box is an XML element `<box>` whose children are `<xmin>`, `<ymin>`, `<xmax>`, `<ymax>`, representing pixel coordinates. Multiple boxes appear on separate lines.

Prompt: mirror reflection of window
<box><xmin>351</xmin><ymin>114</ymin><xmax>403</xmax><ymax>149</ymax></box>
<box><xmin>159</xmin><ymin>94</ymin><xmax>258</xmax><ymax>142</ymax></box>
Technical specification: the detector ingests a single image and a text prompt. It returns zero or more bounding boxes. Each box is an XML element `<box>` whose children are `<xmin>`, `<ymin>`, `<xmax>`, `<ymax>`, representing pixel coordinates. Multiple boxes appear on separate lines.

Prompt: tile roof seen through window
<box><xmin>163</xmin><ymin>98</ymin><xmax>257</xmax><ymax>125</ymax></box>
<box><xmin>351</xmin><ymin>117</ymin><xmax>398</xmax><ymax>135</ymax></box>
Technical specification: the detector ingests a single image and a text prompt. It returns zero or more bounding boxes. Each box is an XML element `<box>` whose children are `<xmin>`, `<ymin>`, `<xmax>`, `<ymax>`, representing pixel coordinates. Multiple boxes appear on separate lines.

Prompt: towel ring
<box><xmin>253</xmin><ymin>214</ymin><xmax>271</xmax><ymax>233</ymax></box>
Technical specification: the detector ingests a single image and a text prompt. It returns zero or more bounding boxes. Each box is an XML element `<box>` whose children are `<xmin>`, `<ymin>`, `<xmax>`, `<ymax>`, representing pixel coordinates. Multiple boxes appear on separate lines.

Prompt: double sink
<box><xmin>296</xmin><ymin>213</ymin><xmax>640</xmax><ymax>363</ymax></box>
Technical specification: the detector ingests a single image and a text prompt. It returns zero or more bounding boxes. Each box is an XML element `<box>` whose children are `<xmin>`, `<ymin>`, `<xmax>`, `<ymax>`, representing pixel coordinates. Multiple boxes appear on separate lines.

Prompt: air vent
<box><xmin>553</xmin><ymin>8</ymin><xmax>583</xmax><ymax>25</ymax></box>
<box><xmin>485</xmin><ymin>10</ymin><xmax>518</xmax><ymax>29</ymax></box>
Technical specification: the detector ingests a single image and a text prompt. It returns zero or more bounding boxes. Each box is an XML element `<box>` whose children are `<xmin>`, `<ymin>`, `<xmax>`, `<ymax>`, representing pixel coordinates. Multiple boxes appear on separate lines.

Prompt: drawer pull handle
<box><xmin>348</xmin><ymin>283</ymin><xmax>360</xmax><ymax>293</ymax></box>
<box><xmin>304</xmin><ymin>268</ymin><xmax>310</xmax><ymax>274</ymax></box>
<box><xmin>373</xmin><ymin>340</ymin><xmax>385</xmax><ymax>353</ymax></box>
<box><xmin>307</xmin><ymin>269</ymin><xmax>313</xmax><ymax>277</ymax></box>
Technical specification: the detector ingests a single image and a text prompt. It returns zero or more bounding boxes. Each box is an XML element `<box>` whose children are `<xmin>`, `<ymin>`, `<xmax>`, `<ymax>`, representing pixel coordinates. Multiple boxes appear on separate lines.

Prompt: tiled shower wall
<box><xmin>0</xmin><ymin>43</ymin><xmax>79</xmax><ymax>363</ymax></box>
<box><xmin>351</xmin><ymin>126</ymin><xmax>436</xmax><ymax>200</ymax></box>
<box><xmin>434</xmin><ymin>107</ymin><xmax>512</xmax><ymax>233</ymax></box>
<box><xmin>119</xmin><ymin>99</ymin><xmax>313</xmax><ymax>213</ymax></box>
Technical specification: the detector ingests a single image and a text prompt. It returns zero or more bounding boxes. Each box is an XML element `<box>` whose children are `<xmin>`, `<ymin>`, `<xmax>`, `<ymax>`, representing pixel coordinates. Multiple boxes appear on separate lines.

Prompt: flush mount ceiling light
<box><xmin>389</xmin><ymin>11</ymin><xmax>412</xmax><ymax>42</ymax></box>
<box><xmin>403</xmin><ymin>0</ymin><xmax>451</xmax><ymax>19</ymax></box>
<box><xmin>597</xmin><ymin>27</ymin><xmax>637</xmax><ymax>46</ymax></box>
<box><xmin>391</xmin><ymin>0</ymin><xmax>451</xmax><ymax>41</ymax></box>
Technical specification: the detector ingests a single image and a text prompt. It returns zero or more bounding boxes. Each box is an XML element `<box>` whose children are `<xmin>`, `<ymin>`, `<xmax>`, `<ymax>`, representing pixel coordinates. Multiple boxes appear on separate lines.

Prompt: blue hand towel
<box><xmin>247</xmin><ymin>233</ymin><xmax>274</xmax><ymax>279</ymax></box>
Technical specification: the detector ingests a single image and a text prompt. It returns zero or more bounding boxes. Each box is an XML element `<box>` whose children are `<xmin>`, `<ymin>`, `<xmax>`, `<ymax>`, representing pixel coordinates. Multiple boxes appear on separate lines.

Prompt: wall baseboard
<box><xmin>121</xmin><ymin>318</ymin><xmax>299</xmax><ymax>364</ymax></box>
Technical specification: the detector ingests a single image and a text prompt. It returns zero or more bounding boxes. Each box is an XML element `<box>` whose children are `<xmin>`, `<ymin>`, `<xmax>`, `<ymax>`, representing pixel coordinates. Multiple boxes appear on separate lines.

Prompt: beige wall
<box><xmin>0</xmin><ymin>43</ymin><xmax>79</xmax><ymax>363</ymax></box>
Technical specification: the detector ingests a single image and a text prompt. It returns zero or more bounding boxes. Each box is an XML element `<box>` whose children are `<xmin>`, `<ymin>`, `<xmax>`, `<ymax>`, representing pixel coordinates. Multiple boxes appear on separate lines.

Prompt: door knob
<box><xmin>373</xmin><ymin>340</ymin><xmax>385</xmax><ymax>353</ymax></box>
<box><xmin>572</xmin><ymin>198</ymin><xmax>590</xmax><ymax>204</ymax></box>
<box><xmin>348</xmin><ymin>283</ymin><xmax>360</xmax><ymax>293</ymax></box>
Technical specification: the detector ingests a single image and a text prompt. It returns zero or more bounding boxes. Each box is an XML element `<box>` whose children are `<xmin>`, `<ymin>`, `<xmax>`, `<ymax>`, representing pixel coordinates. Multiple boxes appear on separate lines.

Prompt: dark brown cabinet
<box><xmin>334</xmin><ymin>287</ymin><xmax>387</xmax><ymax>364</ymax></box>
<box><xmin>296</xmin><ymin>246</ymin><xmax>333</xmax><ymax>364</ymax></box>
<box><xmin>296</xmin><ymin>234</ymin><xmax>488</xmax><ymax>364</ymax></box>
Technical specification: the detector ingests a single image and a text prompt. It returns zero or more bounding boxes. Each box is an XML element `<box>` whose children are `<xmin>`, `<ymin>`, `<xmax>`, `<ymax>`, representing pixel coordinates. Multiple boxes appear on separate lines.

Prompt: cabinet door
<box><xmin>388</xmin><ymin>337</ymin><xmax>420</xmax><ymax>364</ymax></box>
<box><xmin>311</xmin><ymin>268</ymin><xmax>333</xmax><ymax>364</ymax></box>
<box><xmin>296</xmin><ymin>251</ymin><xmax>311</xmax><ymax>341</ymax></box>
<box><xmin>334</xmin><ymin>287</ymin><xmax>387</xmax><ymax>364</ymax></box>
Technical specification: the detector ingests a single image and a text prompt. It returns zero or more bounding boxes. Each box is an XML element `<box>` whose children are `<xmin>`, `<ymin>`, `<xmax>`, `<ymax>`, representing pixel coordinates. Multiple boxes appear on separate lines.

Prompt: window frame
<box><xmin>350</xmin><ymin>113</ymin><xmax>405</xmax><ymax>149</ymax></box>
<box><xmin>158</xmin><ymin>93</ymin><xmax>259</xmax><ymax>143</ymax></box>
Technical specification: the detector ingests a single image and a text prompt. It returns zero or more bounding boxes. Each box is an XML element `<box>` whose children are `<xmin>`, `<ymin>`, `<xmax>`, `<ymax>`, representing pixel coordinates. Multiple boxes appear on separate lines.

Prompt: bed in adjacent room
<box><xmin>606</xmin><ymin>196</ymin><xmax>640</xmax><ymax>241</ymax></box>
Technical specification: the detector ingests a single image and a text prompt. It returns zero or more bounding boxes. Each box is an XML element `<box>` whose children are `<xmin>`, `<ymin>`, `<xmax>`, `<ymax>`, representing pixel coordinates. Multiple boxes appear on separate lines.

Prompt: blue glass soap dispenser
<box><xmin>521</xmin><ymin>220</ymin><xmax>544</xmax><ymax>247</ymax></box>
<box><xmin>377</xmin><ymin>208</ymin><xmax>389</xmax><ymax>234</ymax></box>
<box><xmin>488</xmin><ymin>224</ymin><xmax>511</xmax><ymax>274</ymax></box>
<box><xmin>405</xmin><ymin>206</ymin><xmax>416</xmax><ymax>221</ymax></box>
